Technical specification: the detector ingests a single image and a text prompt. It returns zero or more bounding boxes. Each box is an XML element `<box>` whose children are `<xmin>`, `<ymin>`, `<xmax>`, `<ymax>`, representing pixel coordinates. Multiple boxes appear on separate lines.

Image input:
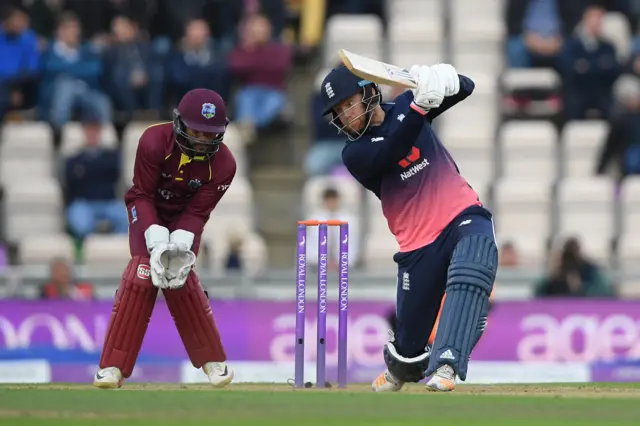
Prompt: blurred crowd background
<box><xmin>0</xmin><ymin>0</ymin><xmax>639</xmax><ymax>303</ymax></box>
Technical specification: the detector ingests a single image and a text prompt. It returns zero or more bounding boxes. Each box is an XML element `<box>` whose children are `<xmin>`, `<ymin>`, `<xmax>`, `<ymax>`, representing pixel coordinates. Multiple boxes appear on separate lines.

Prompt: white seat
<box><xmin>19</xmin><ymin>234</ymin><xmax>75</xmax><ymax>265</ymax></box>
<box><xmin>3</xmin><ymin>179</ymin><xmax>64</xmax><ymax>241</ymax></box>
<box><xmin>0</xmin><ymin>157</ymin><xmax>55</xmax><ymax>183</ymax></box>
<box><xmin>617</xmin><ymin>235</ymin><xmax>640</xmax><ymax>268</ymax></box>
<box><xmin>561</xmin><ymin>121</ymin><xmax>608</xmax><ymax>177</ymax></box>
<box><xmin>557</xmin><ymin>177</ymin><xmax>616</xmax><ymax>263</ymax></box>
<box><xmin>389</xmin><ymin>18</ymin><xmax>442</xmax><ymax>43</ymax></box>
<box><xmin>446</xmin><ymin>145</ymin><xmax>494</xmax><ymax>187</ymax></box>
<box><xmin>619</xmin><ymin>176</ymin><xmax>640</xmax><ymax>239</ymax></box>
<box><xmin>495</xmin><ymin>233</ymin><xmax>548</xmax><ymax>267</ymax></box>
<box><xmin>83</xmin><ymin>234</ymin><xmax>131</xmax><ymax>270</ymax></box>
<box><xmin>500</xmin><ymin>68</ymin><xmax>561</xmax><ymax>92</ymax></box>
<box><xmin>0</xmin><ymin>122</ymin><xmax>53</xmax><ymax>160</ymax></box>
<box><xmin>212</xmin><ymin>176</ymin><xmax>253</xmax><ymax>217</ymax></box>
<box><xmin>203</xmin><ymin>231</ymin><xmax>267</xmax><ymax>276</ymax></box>
<box><xmin>499</xmin><ymin>120</ymin><xmax>558</xmax><ymax>180</ymax></box>
<box><xmin>493</xmin><ymin>178</ymin><xmax>552</xmax><ymax>242</ymax></box>
<box><xmin>324</xmin><ymin>15</ymin><xmax>383</xmax><ymax>66</ymax></box>
<box><xmin>601</xmin><ymin>12</ymin><xmax>631</xmax><ymax>62</ymax></box>
<box><xmin>363</xmin><ymin>230</ymin><xmax>400</xmax><ymax>272</ymax></box>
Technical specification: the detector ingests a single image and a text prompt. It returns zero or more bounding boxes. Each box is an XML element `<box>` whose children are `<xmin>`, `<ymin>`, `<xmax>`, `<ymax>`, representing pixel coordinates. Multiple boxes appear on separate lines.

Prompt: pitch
<box><xmin>1</xmin><ymin>383</ymin><xmax>640</xmax><ymax>425</ymax></box>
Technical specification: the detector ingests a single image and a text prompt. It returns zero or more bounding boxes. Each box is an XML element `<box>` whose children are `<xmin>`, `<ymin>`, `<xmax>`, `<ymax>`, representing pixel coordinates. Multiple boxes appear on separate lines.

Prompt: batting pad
<box><xmin>426</xmin><ymin>234</ymin><xmax>497</xmax><ymax>381</ymax></box>
<box><xmin>99</xmin><ymin>256</ymin><xmax>158</xmax><ymax>378</ymax></box>
<box><xmin>163</xmin><ymin>271</ymin><xmax>226</xmax><ymax>367</ymax></box>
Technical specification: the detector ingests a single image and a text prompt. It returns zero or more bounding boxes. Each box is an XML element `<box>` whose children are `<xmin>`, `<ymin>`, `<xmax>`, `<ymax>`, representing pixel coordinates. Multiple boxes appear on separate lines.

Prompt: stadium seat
<box><xmin>0</xmin><ymin>157</ymin><xmax>55</xmax><ymax>183</ymax></box>
<box><xmin>619</xmin><ymin>176</ymin><xmax>640</xmax><ymax>241</ymax></box>
<box><xmin>500</xmin><ymin>68</ymin><xmax>561</xmax><ymax>92</ymax></box>
<box><xmin>19</xmin><ymin>234</ymin><xmax>75</xmax><ymax>265</ymax></box>
<box><xmin>82</xmin><ymin>234</ymin><xmax>131</xmax><ymax>270</ymax></box>
<box><xmin>493</xmin><ymin>178</ymin><xmax>553</xmax><ymax>247</ymax></box>
<box><xmin>3</xmin><ymin>179</ymin><xmax>64</xmax><ymax>242</ymax></box>
<box><xmin>556</xmin><ymin>177</ymin><xmax>616</xmax><ymax>264</ymax></box>
<box><xmin>560</xmin><ymin>120</ymin><xmax>608</xmax><ymax>177</ymax></box>
<box><xmin>601</xmin><ymin>12</ymin><xmax>631</xmax><ymax>62</ymax></box>
<box><xmin>60</xmin><ymin>122</ymin><xmax>118</xmax><ymax>157</ymax></box>
<box><xmin>0</xmin><ymin>122</ymin><xmax>53</xmax><ymax>159</ymax></box>
<box><xmin>323</xmin><ymin>14</ymin><xmax>384</xmax><ymax>67</ymax></box>
<box><xmin>499</xmin><ymin>120</ymin><xmax>558</xmax><ymax>180</ymax></box>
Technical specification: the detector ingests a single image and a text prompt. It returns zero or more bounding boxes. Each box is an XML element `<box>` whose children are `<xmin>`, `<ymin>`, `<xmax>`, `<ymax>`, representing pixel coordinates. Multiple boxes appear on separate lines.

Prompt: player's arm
<box><xmin>130</xmin><ymin>128</ymin><xmax>163</xmax><ymax>231</ymax></box>
<box><xmin>172</xmin><ymin>156</ymin><xmax>237</xmax><ymax>244</ymax></box>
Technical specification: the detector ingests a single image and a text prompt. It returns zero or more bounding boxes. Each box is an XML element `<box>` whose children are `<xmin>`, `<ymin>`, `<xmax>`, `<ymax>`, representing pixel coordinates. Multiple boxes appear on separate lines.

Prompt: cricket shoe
<box><xmin>203</xmin><ymin>362</ymin><xmax>234</xmax><ymax>387</ymax></box>
<box><xmin>425</xmin><ymin>364</ymin><xmax>456</xmax><ymax>392</ymax></box>
<box><xmin>372</xmin><ymin>369</ymin><xmax>404</xmax><ymax>392</ymax></box>
<box><xmin>93</xmin><ymin>367</ymin><xmax>123</xmax><ymax>389</ymax></box>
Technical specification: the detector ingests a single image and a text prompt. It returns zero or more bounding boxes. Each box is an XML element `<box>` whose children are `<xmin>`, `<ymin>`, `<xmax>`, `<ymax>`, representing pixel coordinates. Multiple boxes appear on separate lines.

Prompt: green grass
<box><xmin>1</xmin><ymin>383</ymin><xmax>639</xmax><ymax>425</ymax></box>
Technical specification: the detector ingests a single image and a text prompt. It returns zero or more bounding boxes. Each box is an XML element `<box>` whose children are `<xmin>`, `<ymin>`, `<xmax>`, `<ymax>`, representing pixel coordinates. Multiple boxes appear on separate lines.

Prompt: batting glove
<box><xmin>431</xmin><ymin>63</ymin><xmax>460</xmax><ymax>97</ymax></box>
<box><xmin>409</xmin><ymin>65</ymin><xmax>445</xmax><ymax>112</ymax></box>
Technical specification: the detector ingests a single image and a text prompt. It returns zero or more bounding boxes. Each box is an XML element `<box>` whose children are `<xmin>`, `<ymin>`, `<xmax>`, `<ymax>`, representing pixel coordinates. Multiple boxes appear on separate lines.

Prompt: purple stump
<box><xmin>338</xmin><ymin>223</ymin><xmax>349</xmax><ymax>388</ymax></box>
<box><xmin>295</xmin><ymin>223</ymin><xmax>307</xmax><ymax>388</ymax></box>
<box><xmin>316</xmin><ymin>223</ymin><xmax>328</xmax><ymax>387</ymax></box>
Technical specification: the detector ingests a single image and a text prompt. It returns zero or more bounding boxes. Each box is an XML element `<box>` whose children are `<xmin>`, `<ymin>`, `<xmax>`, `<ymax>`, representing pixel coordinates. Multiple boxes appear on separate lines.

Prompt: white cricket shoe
<box><xmin>371</xmin><ymin>369</ymin><xmax>404</xmax><ymax>392</ymax></box>
<box><xmin>425</xmin><ymin>364</ymin><xmax>456</xmax><ymax>392</ymax></box>
<box><xmin>202</xmin><ymin>362</ymin><xmax>234</xmax><ymax>387</ymax></box>
<box><xmin>93</xmin><ymin>367</ymin><xmax>123</xmax><ymax>389</ymax></box>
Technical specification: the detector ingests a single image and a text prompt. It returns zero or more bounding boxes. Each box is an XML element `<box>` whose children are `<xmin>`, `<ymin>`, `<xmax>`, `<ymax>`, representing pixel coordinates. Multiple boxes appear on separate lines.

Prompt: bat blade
<box><xmin>338</xmin><ymin>49</ymin><xmax>417</xmax><ymax>89</ymax></box>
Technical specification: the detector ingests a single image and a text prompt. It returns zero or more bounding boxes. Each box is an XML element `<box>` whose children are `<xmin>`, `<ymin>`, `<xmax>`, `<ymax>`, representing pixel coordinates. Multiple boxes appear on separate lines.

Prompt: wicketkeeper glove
<box><xmin>144</xmin><ymin>224</ymin><xmax>172</xmax><ymax>289</ymax></box>
<box><xmin>165</xmin><ymin>229</ymin><xmax>197</xmax><ymax>289</ymax></box>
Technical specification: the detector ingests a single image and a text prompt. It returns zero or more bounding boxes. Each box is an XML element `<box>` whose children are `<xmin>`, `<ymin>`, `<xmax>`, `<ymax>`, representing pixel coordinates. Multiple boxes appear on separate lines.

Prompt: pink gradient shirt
<box><xmin>342</xmin><ymin>77</ymin><xmax>484</xmax><ymax>252</ymax></box>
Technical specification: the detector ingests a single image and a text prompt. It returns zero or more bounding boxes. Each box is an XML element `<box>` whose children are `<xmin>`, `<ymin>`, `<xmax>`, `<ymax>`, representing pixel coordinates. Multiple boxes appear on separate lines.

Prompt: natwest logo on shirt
<box><xmin>398</xmin><ymin>147</ymin><xmax>429</xmax><ymax>181</ymax></box>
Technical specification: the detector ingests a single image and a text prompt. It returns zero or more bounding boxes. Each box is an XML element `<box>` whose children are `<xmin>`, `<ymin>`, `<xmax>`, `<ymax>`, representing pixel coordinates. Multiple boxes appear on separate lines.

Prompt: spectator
<box><xmin>560</xmin><ymin>5</ymin><xmax>622</xmax><ymax>120</ymax></box>
<box><xmin>305</xmin><ymin>187</ymin><xmax>360</xmax><ymax>268</ymax></box>
<box><xmin>597</xmin><ymin>74</ymin><xmax>640</xmax><ymax>176</ymax></box>
<box><xmin>64</xmin><ymin>119</ymin><xmax>128</xmax><ymax>241</ymax></box>
<box><xmin>229</xmin><ymin>14</ymin><xmax>292</xmax><ymax>143</ymax></box>
<box><xmin>166</xmin><ymin>19</ymin><xmax>231</xmax><ymax>104</ymax></box>
<box><xmin>225</xmin><ymin>230</ymin><xmax>244</xmax><ymax>271</ymax></box>
<box><xmin>103</xmin><ymin>14</ymin><xmax>163</xmax><ymax>119</ymax></box>
<box><xmin>37</xmin><ymin>12</ymin><xmax>111</xmax><ymax>136</ymax></box>
<box><xmin>0</xmin><ymin>4</ymin><xmax>40</xmax><ymax>122</ymax></box>
<box><xmin>505</xmin><ymin>0</ymin><xmax>575</xmax><ymax>69</ymax></box>
<box><xmin>39</xmin><ymin>257</ymin><xmax>94</xmax><ymax>300</ymax></box>
<box><xmin>535</xmin><ymin>237</ymin><xmax>614</xmax><ymax>297</ymax></box>
<box><xmin>499</xmin><ymin>241</ymin><xmax>520</xmax><ymax>267</ymax></box>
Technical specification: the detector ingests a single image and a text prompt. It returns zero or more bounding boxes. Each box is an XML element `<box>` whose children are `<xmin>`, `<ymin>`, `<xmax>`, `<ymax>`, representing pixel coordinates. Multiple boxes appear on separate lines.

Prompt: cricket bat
<box><xmin>338</xmin><ymin>49</ymin><xmax>418</xmax><ymax>89</ymax></box>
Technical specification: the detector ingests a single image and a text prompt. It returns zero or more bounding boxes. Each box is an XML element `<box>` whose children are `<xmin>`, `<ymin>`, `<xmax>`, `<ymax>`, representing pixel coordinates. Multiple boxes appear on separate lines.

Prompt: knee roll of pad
<box><xmin>383</xmin><ymin>341</ymin><xmax>431</xmax><ymax>383</ymax></box>
<box><xmin>426</xmin><ymin>234</ymin><xmax>497</xmax><ymax>381</ymax></box>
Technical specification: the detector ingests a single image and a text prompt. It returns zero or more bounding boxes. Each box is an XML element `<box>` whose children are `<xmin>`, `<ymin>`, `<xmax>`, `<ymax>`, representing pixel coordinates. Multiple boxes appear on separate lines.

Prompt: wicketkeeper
<box><xmin>93</xmin><ymin>89</ymin><xmax>236</xmax><ymax>389</ymax></box>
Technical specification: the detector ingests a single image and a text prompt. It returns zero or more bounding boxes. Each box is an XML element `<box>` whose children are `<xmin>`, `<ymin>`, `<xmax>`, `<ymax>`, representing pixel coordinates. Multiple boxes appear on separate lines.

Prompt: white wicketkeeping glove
<box><xmin>144</xmin><ymin>224</ymin><xmax>172</xmax><ymax>288</ymax></box>
<box><xmin>431</xmin><ymin>63</ymin><xmax>460</xmax><ymax>97</ymax></box>
<box><xmin>409</xmin><ymin>65</ymin><xmax>445</xmax><ymax>111</ymax></box>
<box><xmin>164</xmin><ymin>229</ymin><xmax>197</xmax><ymax>289</ymax></box>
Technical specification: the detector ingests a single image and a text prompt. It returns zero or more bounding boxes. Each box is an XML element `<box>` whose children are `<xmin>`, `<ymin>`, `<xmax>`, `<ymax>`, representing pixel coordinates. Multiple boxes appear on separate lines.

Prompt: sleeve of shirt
<box><xmin>129</xmin><ymin>127</ymin><xmax>163</xmax><ymax>231</ymax></box>
<box><xmin>342</xmin><ymin>107</ymin><xmax>427</xmax><ymax>178</ymax></box>
<box><xmin>172</xmin><ymin>151</ymin><xmax>237</xmax><ymax>235</ymax></box>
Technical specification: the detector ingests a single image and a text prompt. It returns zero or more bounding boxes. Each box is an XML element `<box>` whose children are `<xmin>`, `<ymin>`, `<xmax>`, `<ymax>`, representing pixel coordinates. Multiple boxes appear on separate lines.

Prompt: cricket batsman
<box><xmin>93</xmin><ymin>88</ymin><xmax>236</xmax><ymax>389</ymax></box>
<box><xmin>320</xmin><ymin>64</ymin><xmax>498</xmax><ymax>392</ymax></box>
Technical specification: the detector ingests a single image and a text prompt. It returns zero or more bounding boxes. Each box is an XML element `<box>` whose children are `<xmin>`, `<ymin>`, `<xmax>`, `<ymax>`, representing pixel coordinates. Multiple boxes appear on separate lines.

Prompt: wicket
<box><xmin>295</xmin><ymin>219</ymin><xmax>349</xmax><ymax>389</ymax></box>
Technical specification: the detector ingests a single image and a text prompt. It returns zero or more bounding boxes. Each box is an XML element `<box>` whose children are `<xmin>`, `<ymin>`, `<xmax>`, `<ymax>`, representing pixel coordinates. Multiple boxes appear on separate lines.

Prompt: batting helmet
<box><xmin>320</xmin><ymin>65</ymin><xmax>381</xmax><ymax>141</ymax></box>
<box><xmin>173</xmin><ymin>89</ymin><xmax>229</xmax><ymax>160</ymax></box>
